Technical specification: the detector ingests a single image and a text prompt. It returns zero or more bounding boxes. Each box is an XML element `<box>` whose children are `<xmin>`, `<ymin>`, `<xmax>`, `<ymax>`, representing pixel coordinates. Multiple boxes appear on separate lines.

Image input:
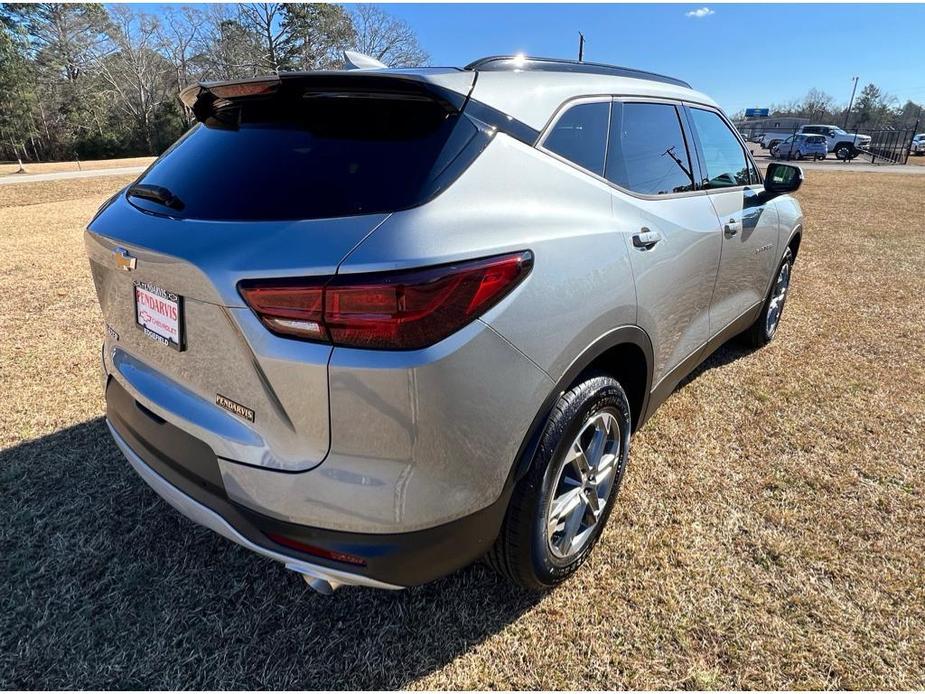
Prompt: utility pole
<box><xmin>843</xmin><ymin>75</ymin><xmax>859</xmax><ymax>129</ymax></box>
<box><xmin>578</xmin><ymin>32</ymin><xmax>585</xmax><ymax>62</ymax></box>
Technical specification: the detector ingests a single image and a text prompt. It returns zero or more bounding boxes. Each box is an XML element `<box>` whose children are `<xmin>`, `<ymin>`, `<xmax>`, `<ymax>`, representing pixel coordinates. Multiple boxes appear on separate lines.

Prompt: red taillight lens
<box><xmin>239</xmin><ymin>250</ymin><xmax>533</xmax><ymax>350</ymax></box>
<box><xmin>238</xmin><ymin>283</ymin><xmax>326</xmax><ymax>341</ymax></box>
<box><xmin>265</xmin><ymin>532</ymin><xmax>367</xmax><ymax>566</ymax></box>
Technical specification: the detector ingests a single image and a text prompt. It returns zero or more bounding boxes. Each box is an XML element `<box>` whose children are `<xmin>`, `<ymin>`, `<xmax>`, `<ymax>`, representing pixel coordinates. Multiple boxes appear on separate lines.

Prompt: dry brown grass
<box><xmin>1</xmin><ymin>172</ymin><xmax>924</xmax><ymax>688</ymax></box>
<box><xmin>0</xmin><ymin>175</ymin><xmax>136</xmax><ymax>210</ymax></box>
<box><xmin>907</xmin><ymin>154</ymin><xmax>925</xmax><ymax>166</ymax></box>
<box><xmin>0</xmin><ymin>156</ymin><xmax>154</xmax><ymax>177</ymax></box>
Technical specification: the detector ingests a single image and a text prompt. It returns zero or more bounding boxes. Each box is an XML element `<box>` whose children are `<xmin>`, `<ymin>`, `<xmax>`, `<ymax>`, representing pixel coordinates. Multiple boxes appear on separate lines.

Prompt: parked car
<box><xmin>798</xmin><ymin>124</ymin><xmax>872</xmax><ymax>159</ymax></box>
<box><xmin>757</xmin><ymin>132</ymin><xmax>785</xmax><ymax>149</ymax></box>
<box><xmin>771</xmin><ymin>134</ymin><xmax>828</xmax><ymax>160</ymax></box>
<box><xmin>87</xmin><ymin>55</ymin><xmax>804</xmax><ymax>594</ymax></box>
<box><xmin>910</xmin><ymin>133</ymin><xmax>925</xmax><ymax>155</ymax></box>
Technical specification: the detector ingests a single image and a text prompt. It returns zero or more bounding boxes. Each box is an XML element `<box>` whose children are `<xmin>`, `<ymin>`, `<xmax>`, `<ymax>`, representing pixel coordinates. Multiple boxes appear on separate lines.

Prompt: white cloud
<box><xmin>686</xmin><ymin>7</ymin><xmax>715</xmax><ymax>18</ymax></box>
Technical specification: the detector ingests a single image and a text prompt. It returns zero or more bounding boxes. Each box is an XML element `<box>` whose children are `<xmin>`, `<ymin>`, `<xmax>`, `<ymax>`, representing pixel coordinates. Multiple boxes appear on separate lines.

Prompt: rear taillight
<box><xmin>239</xmin><ymin>251</ymin><xmax>533</xmax><ymax>350</ymax></box>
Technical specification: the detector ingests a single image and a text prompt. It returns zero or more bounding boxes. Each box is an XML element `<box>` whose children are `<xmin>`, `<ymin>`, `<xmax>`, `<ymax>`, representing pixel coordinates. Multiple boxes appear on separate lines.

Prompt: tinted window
<box><xmin>605</xmin><ymin>102</ymin><xmax>695</xmax><ymax>195</ymax></box>
<box><xmin>690</xmin><ymin>108</ymin><xmax>751</xmax><ymax>188</ymax></box>
<box><xmin>131</xmin><ymin>94</ymin><xmax>481</xmax><ymax>221</ymax></box>
<box><xmin>543</xmin><ymin>101</ymin><xmax>610</xmax><ymax>175</ymax></box>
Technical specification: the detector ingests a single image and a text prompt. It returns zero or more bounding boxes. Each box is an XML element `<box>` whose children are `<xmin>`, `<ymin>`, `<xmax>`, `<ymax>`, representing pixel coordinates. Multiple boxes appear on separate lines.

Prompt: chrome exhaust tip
<box><xmin>302</xmin><ymin>574</ymin><xmax>342</xmax><ymax>595</ymax></box>
<box><xmin>285</xmin><ymin>562</ymin><xmax>343</xmax><ymax>594</ymax></box>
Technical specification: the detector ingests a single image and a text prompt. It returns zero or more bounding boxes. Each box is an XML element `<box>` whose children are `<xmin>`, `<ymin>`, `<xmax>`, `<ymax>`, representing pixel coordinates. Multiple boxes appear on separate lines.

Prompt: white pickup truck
<box><xmin>760</xmin><ymin>125</ymin><xmax>872</xmax><ymax>160</ymax></box>
<box><xmin>910</xmin><ymin>133</ymin><xmax>925</xmax><ymax>156</ymax></box>
<box><xmin>798</xmin><ymin>125</ymin><xmax>872</xmax><ymax>160</ymax></box>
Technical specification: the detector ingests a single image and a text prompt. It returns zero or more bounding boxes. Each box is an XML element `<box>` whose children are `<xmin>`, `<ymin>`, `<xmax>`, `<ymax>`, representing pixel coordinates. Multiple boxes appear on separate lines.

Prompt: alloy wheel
<box><xmin>766</xmin><ymin>260</ymin><xmax>791</xmax><ymax>337</ymax></box>
<box><xmin>545</xmin><ymin>409</ymin><xmax>621</xmax><ymax>560</ymax></box>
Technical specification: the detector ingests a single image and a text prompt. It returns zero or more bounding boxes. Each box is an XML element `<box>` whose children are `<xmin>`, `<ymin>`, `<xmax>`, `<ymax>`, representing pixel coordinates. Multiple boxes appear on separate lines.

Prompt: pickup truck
<box><xmin>910</xmin><ymin>133</ymin><xmax>925</xmax><ymax>156</ymax></box>
<box><xmin>798</xmin><ymin>124</ymin><xmax>872</xmax><ymax>160</ymax></box>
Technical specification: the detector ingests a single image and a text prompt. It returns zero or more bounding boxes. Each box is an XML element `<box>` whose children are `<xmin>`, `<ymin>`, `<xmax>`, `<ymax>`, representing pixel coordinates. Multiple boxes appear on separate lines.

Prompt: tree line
<box><xmin>0</xmin><ymin>3</ymin><xmax>428</xmax><ymax>162</ymax></box>
<box><xmin>733</xmin><ymin>85</ymin><xmax>924</xmax><ymax>132</ymax></box>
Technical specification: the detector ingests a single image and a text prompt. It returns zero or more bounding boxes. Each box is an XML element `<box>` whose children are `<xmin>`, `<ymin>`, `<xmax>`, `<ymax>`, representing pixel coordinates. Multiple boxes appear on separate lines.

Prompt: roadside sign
<box><xmin>745</xmin><ymin>108</ymin><xmax>770</xmax><ymax>117</ymax></box>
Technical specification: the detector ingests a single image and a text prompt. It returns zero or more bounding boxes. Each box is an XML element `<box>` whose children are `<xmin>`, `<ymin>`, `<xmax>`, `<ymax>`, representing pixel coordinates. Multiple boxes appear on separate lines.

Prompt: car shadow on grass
<box><xmin>0</xmin><ymin>418</ymin><xmax>541</xmax><ymax>689</ymax></box>
<box><xmin>676</xmin><ymin>341</ymin><xmax>754</xmax><ymax>392</ymax></box>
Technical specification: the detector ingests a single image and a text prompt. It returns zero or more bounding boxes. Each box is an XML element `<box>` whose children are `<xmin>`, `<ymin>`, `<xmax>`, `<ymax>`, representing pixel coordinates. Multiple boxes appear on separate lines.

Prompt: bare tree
<box><xmin>800</xmin><ymin>88</ymin><xmax>836</xmax><ymax>122</ymax></box>
<box><xmin>237</xmin><ymin>2</ymin><xmax>293</xmax><ymax>73</ymax></box>
<box><xmin>93</xmin><ymin>6</ymin><xmax>173</xmax><ymax>153</ymax></box>
<box><xmin>156</xmin><ymin>6</ymin><xmax>208</xmax><ymax>124</ymax></box>
<box><xmin>198</xmin><ymin>5</ymin><xmax>261</xmax><ymax>80</ymax></box>
<box><xmin>350</xmin><ymin>5</ymin><xmax>427</xmax><ymax>67</ymax></box>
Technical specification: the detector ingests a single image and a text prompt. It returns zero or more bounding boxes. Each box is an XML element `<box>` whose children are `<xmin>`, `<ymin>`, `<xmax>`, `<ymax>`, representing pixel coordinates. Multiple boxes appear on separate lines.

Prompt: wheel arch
<box><xmin>509</xmin><ymin>325</ymin><xmax>653</xmax><ymax>485</ymax></box>
<box><xmin>788</xmin><ymin>224</ymin><xmax>803</xmax><ymax>260</ymax></box>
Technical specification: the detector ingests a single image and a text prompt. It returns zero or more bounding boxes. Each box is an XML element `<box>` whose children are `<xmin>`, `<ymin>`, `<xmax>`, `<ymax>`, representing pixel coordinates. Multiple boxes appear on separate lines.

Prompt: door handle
<box><xmin>632</xmin><ymin>228</ymin><xmax>662</xmax><ymax>249</ymax></box>
<box><xmin>724</xmin><ymin>218</ymin><xmax>741</xmax><ymax>238</ymax></box>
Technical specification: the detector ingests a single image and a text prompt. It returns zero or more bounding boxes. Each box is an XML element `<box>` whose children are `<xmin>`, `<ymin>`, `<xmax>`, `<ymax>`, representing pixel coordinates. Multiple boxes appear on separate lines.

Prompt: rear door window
<box><xmin>130</xmin><ymin>90</ymin><xmax>484</xmax><ymax>221</ymax></box>
<box><xmin>689</xmin><ymin>108</ymin><xmax>752</xmax><ymax>189</ymax></box>
<box><xmin>605</xmin><ymin>101</ymin><xmax>695</xmax><ymax>195</ymax></box>
<box><xmin>542</xmin><ymin>101</ymin><xmax>610</xmax><ymax>176</ymax></box>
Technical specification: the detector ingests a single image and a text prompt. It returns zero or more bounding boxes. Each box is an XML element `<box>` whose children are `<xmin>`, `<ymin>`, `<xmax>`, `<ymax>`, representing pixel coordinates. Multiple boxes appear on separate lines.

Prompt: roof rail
<box><xmin>464</xmin><ymin>55</ymin><xmax>691</xmax><ymax>89</ymax></box>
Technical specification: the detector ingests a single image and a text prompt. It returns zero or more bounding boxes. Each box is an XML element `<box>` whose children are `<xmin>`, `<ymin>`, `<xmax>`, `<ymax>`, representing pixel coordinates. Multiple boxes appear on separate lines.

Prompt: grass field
<box><xmin>0</xmin><ymin>156</ymin><xmax>155</xmax><ymax>177</ymax></box>
<box><xmin>1</xmin><ymin>171</ymin><xmax>924</xmax><ymax>689</ymax></box>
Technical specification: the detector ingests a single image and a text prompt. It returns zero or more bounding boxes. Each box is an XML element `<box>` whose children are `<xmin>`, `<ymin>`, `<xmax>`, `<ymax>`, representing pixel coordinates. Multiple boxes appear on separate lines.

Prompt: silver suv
<box><xmin>86</xmin><ymin>56</ymin><xmax>804</xmax><ymax>593</ymax></box>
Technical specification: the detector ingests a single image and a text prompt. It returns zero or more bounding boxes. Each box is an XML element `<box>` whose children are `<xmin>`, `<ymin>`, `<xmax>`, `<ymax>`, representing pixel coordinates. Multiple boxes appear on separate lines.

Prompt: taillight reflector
<box><xmin>239</xmin><ymin>251</ymin><xmax>533</xmax><ymax>350</ymax></box>
<box><xmin>266</xmin><ymin>532</ymin><xmax>367</xmax><ymax>566</ymax></box>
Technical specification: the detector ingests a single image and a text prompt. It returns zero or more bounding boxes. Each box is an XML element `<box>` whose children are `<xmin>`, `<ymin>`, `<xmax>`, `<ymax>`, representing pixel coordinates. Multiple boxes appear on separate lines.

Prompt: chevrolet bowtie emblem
<box><xmin>113</xmin><ymin>247</ymin><xmax>137</xmax><ymax>272</ymax></box>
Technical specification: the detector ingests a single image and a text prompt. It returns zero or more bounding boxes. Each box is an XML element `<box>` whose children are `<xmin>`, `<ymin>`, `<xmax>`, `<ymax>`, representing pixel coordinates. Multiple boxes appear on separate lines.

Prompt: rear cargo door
<box><xmin>87</xmin><ymin>71</ymin><xmax>483</xmax><ymax>472</ymax></box>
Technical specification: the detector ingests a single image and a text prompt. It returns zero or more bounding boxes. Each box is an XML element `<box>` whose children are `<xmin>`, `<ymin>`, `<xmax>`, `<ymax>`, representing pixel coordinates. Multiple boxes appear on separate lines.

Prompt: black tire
<box><xmin>834</xmin><ymin>142</ymin><xmax>854</xmax><ymax>160</ymax></box>
<box><xmin>741</xmin><ymin>247</ymin><xmax>794</xmax><ymax>348</ymax></box>
<box><xmin>795</xmin><ymin>150</ymin><xmax>804</xmax><ymax>160</ymax></box>
<box><xmin>486</xmin><ymin>374</ymin><xmax>632</xmax><ymax>591</ymax></box>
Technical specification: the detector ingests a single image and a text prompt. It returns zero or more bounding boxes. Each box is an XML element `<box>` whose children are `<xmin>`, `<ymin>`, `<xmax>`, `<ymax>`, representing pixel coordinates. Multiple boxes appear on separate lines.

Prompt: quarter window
<box><xmin>543</xmin><ymin>101</ymin><xmax>610</xmax><ymax>175</ymax></box>
<box><xmin>690</xmin><ymin>108</ymin><xmax>752</xmax><ymax>188</ymax></box>
<box><xmin>605</xmin><ymin>101</ymin><xmax>695</xmax><ymax>196</ymax></box>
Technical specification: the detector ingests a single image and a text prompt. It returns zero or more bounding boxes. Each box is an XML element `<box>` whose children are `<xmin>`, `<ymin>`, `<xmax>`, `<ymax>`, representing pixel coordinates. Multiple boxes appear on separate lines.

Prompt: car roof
<box><xmin>459</xmin><ymin>55</ymin><xmax>717</xmax><ymax>131</ymax></box>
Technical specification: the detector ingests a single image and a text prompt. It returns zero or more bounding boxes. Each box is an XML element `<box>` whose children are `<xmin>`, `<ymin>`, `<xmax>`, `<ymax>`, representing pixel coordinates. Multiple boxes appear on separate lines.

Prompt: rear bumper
<box><xmin>105</xmin><ymin>376</ymin><xmax>512</xmax><ymax>588</ymax></box>
<box><xmin>107</xmin><ymin>419</ymin><xmax>400</xmax><ymax>590</ymax></box>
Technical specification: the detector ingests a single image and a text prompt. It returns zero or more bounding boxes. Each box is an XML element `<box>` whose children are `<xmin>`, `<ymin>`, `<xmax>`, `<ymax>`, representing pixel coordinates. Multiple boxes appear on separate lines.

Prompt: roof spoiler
<box><xmin>179</xmin><ymin>72</ymin><xmax>468</xmax><ymax>124</ymax></box>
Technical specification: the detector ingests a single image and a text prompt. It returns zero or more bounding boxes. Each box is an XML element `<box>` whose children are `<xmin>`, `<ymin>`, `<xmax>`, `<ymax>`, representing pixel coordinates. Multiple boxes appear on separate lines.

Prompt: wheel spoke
<box><xmin>567</xmin><ymin>442</ymin><xmax>591</xmax><ymax>481</ymax></box>
<box><xmin>560</xmin><ymin>495</ymin><xmax>587</xmax><ymax>551</ymax></box>
<box><xmin>585</xmin><ymin>486</ymin><xmax>601</xmax><ymax>515</ymax></box>
<box><xmin>586</xmin><ymin>420</ymin><xmax>607</xmax><ymax>471</ymax></box>
<box><xmin>595</xmin><ymin>453</ymin><xmax>616</xmax><ymax>485</ymax></box>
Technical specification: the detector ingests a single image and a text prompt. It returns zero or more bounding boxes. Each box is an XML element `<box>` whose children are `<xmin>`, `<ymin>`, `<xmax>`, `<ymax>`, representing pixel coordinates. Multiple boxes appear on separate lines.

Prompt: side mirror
<box><xmin>764</xmin><ymin>162</ymin><xmax>803</xmax><ymax>196</ymax></box>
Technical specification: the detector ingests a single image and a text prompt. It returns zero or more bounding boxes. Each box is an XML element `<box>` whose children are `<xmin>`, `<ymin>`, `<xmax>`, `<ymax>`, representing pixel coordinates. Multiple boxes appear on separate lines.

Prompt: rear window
<box><xmin>543</xmin><ymin>101</ymin><xmax>610</xmax><ymax>175</ymax></box>
<box><xmin>130</xmin><ymin>91</ymin><xmax>483</xmax><ymax>221</ymax></box>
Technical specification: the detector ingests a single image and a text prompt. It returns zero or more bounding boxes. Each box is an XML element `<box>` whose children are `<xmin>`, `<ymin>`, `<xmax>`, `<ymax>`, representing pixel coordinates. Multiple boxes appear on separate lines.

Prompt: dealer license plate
<box><xmin>134</xmin><ymin>280</ymin><xmax>184</xmax><ymax>350</ymax></box>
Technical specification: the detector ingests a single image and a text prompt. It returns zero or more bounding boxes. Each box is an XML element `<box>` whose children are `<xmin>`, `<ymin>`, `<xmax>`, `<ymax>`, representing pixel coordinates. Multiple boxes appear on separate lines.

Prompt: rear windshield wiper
<box><xmin>127</xmin><ymin>183</ymin><xmax>185</xmax><ymax>211</ymax></box>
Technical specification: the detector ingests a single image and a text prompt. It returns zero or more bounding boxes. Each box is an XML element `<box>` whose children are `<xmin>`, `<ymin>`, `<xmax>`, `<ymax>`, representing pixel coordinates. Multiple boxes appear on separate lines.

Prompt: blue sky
<box><xmin>379</xmin><ymin>3</ymin><xmax>925</xmax><ymax>114</ymax></box>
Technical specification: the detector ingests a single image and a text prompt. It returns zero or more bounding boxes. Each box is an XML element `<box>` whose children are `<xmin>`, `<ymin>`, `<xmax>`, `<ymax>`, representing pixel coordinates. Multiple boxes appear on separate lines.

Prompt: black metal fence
<box><xmin>738</xmin><ymin>120</ymin><xmax>920</xmax><ymax>165</ymax></box>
